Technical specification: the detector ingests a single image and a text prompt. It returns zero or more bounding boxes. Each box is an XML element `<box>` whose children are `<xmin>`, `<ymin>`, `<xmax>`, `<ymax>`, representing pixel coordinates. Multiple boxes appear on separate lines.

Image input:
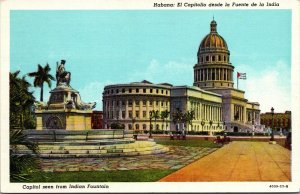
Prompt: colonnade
<box><xmin>233</xmin><ymin>104</ymin><xmax>245</xmax><ymax>122</ymax></box>
<box><xmin>190</xmin><ymin>102</ymin><xmax>222</xmax><ymax>122</ymax></box>
<box><xmin>194</xmin><ymin>68</ymin><xmax>233</xmax><ymax>82</ymax></box>
<box><xmin>104</xmin><ymin>98</ymin><xmax>169</xmax><ymax>120</ymax></box>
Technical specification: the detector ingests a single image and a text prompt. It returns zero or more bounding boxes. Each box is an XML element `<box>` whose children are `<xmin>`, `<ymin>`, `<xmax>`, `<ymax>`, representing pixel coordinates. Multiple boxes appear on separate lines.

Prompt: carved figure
<box><xmin>71</xmin><ymin>92</ymin><xmax>96</xmax><ymax>110</ymax></box>
<box><xmin>34</xmin><ymin>101</ymin><xmax>47</xmax><ymax>110</ymax></box>
<box><xmin>56</xmin><ymin>60</ymin><xmax>71</xmax><ymax>86</ymax></box>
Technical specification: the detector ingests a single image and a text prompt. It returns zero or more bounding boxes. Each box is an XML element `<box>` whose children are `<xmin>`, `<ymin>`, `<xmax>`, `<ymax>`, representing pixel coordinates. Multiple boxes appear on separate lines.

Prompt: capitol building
<box><xmin>102</xmin><ymin>19</ymin><xmax>261</xmax><ymax>134</ymax></box>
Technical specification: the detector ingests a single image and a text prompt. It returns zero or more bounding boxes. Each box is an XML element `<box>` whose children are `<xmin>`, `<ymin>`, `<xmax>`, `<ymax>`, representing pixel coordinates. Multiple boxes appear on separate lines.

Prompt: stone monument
<box><xmin>35</xmin><ymin>60</ymin><xmax>96</xmax><ymax>130</ymax></box>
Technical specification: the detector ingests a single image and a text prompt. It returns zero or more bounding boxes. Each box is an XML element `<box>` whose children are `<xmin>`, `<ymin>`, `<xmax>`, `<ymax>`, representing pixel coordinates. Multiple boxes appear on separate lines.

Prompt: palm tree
<box><xmin>160</xmin><ymin>110</ymin><xmax>170</xmax><ymax>133</ymax></box>
<box><xmin>150</xmin><ymin>110</ymin><xmax>160</xmax><ymax>132</ymax></box>
<box><xmin>28</xmin><ymin>63</ymin><xmax>55</xmax><ymax>102</ymax></box>
<box><xmin>172</xmin><ymin>108</ymin><xmax>183</xmax><ymax>131</ymax></box>
<box><xmin>184</xmin><ymin>110</ymin><xmax>195</xmax><ymax>134</ymax></box>
<box><xmin>10</xmin><ymin>129</ymin><xmax>39</xmax><ymax>181</ymax></box>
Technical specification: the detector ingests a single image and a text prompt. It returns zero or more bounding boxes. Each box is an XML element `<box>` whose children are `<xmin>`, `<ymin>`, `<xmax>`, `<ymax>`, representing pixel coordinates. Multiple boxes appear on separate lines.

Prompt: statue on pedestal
<box><xmin>56</xmin><ymin>60</ymin><xmax>71</xmax><ymax>86</ymax></box>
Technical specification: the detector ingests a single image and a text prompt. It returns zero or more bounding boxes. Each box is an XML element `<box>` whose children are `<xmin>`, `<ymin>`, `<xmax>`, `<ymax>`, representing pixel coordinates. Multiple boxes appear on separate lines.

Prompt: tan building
<box><xmin>102</xmin><ymin>19</ymin><xmax>261</xmax><ymax>134</ymax></box>
<box><xmin>193</xmin><ymin>19</ymin><xmax>261</xmax><ymax>132</ymax></box>
<box><xmin>170</xmin><ymin>86</ymin><xmax>223</xmax><ymax>134</ymax></box>
<box><xmin>261</xmin><ymin>111</ymin><xmax>291</xmax><ymax>131</ymax></box>
<box><xmin>103</xmin><ymin>80</ymin><xmax>171</xmax><ymax>131</ymax></box>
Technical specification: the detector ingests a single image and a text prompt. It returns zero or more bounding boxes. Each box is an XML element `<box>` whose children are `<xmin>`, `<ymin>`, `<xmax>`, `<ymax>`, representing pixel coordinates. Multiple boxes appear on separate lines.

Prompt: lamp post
<box><xmin>270</xmin><ymin>107</ymin><xmax>275</xmax><ymax>141</ymax></box>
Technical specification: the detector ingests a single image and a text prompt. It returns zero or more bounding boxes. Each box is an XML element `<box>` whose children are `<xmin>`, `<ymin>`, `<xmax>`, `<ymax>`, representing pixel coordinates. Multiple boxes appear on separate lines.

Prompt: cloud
<box><xmin>78</xmin><ymin>80</ymin><xmax>112</xmax><ymax>110</ymax></box>
<box><xmin>129</xmin><ymin>59</ymin><xmax>193</xmax><ymax>85</ymax></box>
<box><xmin>235</xmin><ymin>60</ymin><xmax>291</xmax><ymax>113</ymax></box>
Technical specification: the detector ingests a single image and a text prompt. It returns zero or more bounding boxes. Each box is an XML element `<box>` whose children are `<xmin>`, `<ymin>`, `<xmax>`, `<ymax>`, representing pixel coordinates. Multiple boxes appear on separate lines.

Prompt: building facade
<box><xmin>170</xmin><ymin>86</ymin><xmax>223</xmax><ymax>134</ymax></box>
<box><xmin>260</xmin><ymin>111</ymin><xmax>291</xmax><ymax>131</ymax></box>
<box><xmin>91</xmin><ymin>111</ymin><xmax>103</xmax><ymax>129</ymax></box>
<box><xmin>102</xmin><ymin>19</ymin><xmax>262</xmax><ymax>134</ymax></box>
<box><xmin>103</xmin><ymin>80</ymin><xmax>171</xmax><ymax>131</ymax></box>
<box><xmin>193</xmin><ymin>19</ymin><xmax>261</xmax><ymax>132</ymax></box>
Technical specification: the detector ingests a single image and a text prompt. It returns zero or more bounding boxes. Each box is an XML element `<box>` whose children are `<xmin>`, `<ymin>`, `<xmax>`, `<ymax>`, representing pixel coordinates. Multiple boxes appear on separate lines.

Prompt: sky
<box><xmin>10</xmin><ymin>10</ymin><xmax>291</xmax><ymax>113</ymax></box>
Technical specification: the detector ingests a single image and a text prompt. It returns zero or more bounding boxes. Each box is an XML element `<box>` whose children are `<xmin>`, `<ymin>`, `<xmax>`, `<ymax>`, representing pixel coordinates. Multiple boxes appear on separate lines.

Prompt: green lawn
<box><xmin>16</xmin><ymin>169</ymin><xmax>175</xmax><ymax>182</ymax></box>
<box><xmin>154</xmin><ymin>138</ymin><xmax>221</xmax><ymax>148</ymax></box>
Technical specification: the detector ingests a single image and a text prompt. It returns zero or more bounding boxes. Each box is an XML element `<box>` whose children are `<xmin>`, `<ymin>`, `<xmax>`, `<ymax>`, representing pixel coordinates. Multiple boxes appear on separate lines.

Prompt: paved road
<box><xmin>160</xmin><ymin>141</ymin><xmax>291</xmax><ymax>182</ymax></box>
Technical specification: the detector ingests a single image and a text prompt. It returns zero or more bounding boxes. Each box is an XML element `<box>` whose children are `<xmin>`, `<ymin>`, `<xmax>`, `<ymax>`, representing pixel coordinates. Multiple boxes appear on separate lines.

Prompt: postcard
<box><xmin>1</xmin><ymin>0</ymin><xmax>300</xmax><ymax>193</ymax></box>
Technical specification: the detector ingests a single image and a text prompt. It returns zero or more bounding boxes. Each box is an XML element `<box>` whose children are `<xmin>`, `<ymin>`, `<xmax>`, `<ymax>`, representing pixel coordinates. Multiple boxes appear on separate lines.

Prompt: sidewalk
<box><xmin>159</xmin><ymin>141</ymin><xmax>290</xmax><ymax>182</ymax></box>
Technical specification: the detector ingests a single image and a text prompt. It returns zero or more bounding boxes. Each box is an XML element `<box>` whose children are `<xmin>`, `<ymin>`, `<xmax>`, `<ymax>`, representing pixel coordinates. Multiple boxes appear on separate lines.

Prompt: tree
<box><xmin>160</xmin><ymin>110</ymin><xmax>170</xmax><ymax>132</ymax></box>
<box><xmin>110</xmin><ymin>122</ymin><xmax>125</xmax><ymax>129</ymax></box>
<box><xmin>183</xmin><ymin>110</ymin><xmax>195</xmax><ymax>133</ymax></box>
<box><xmin>172</xmin><ymin>108</ymin><xmax>183</xmax><ymax>131</ymax></box>
<box><xmin>10</xmin><ymin>71</ymin><xmax>36</xmax><ymax>129</ymax></box>
<box><xmin>150</xmin><ymin>110</ymin><xmax>160</xmax><ymax>131</ymax></box>
<box><xmin>10</xmin><ymin>71</ymin><xmax>39</xmax><ymax>181</ymax></box>
<box><xmin>10</xmin><ymin>129</ymin><xmax>39</xmax><ymax>181</ymax></box>
<box><xmin>28</xmin><ymin>63</ymin><xmax>55</xmax><ymax>102</ymax></box>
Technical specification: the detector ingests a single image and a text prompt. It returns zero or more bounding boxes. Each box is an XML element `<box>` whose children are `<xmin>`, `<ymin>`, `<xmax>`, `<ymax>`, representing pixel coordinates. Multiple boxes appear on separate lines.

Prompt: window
<box><xmin>206</xmin><ymin>56</ymin><xmax>209</xmax><ymax>61</ymax></box>
<box><xmin>150</xmin><ymin>89</ymin><xmax>153</xmax><ymax>93</ymax></box>
<box><xmin>128</xmin><ymin>100</ymin><xmax>132</xmax><ymax>106</ymax></box>
<box><xmin>201</xmin><ymin>57</ymin><xmax>203</xmax><ymax>62</ymax></box>
<box><xmin>136</xmin><ymin>88</ymin><xmax>139</xmax><ymax>93</ymax></box>
<box><xmin>156</xmin><ymin>89</ymin><xmax>159</xmax><ymax>94</ymax></box>
<box><xmin>143</xmin><ymin>101</ymin><xmax>146</xmax><ymax>106</ymax></box>
<box><xmin>116</xmin><ymin>101</ymin><xmax>119</xmax><ymax>106</ymax></box>
<box><xmin>129</xmin><ymin>111</ymin><xmax>132</xmax><ymax>119</ymax></box>
<box><xmin>161</xmin><ymin>101</ymin><xmax>164</xmax><ymax>106</ymax></box>
<box><xmin>136</xmin><ymin>111</ymin><xmax>140</xmax><ymax>117</ymax></box>
<box><xmin>135</xmin><ymin>124</ymin><xmax>139</xmax><ymax>130</ymax></box>
<box><xmin>116</xmin><ymin>89</ymin><xmax>119</xmax><ymax>93</ymax></box>
<box><xmin>161</xmin><ymin>90</ymin><xmax>163</xmax><ymax>94</ymax></box>
<box><xmin>111</xmin><ymin>89</ymin><xmax>114</xmax><ymax>94</ymax></box>
<box><xmin>122</xmin><ymin>89</ymin><xmax>125</xmax><ymax>93</ymax></box>
<box><xmin>143</xmin><ymin>111</ymin><xmax>146</xmax><ymax>118</ymax></box>
<box><xmin>156</xmin><ymin>101</ymin><xmax>159</xmax><ymax>106</ymax></box>
<box><xmin>135</xmin><ymin>100</ymin><xmax>139</xmax><ymax>106</ymax></box>
<box><xmin>149</xmin><ymin>101</ymin><xmax>153</xmax><ymax>106</ymax></box>
<box><xmin>122</xmin><ymin>111</ymin><xmax>125</xmax><ymax>118</ymax></box>
<box><xmin>143</xmin><ymin>124</ymin><xmax>147</xmax><ymax>130</ymax></box>
<box><xmin>128</xmin><ymin>124</ymin><xmax>132</xmax><ymax>130</ymax></box>
<box><xmin>143</xmin><ymin>88</ymin><xmax>146</xmax><ymax>93</ymax></box>
<box><xmin>166</xmin><ymin>90</ymin><xmax>168</xmax><ymax>95</ymax></box>
<box><xmin>107</xmin><ymin>90</ymin><xmax>110</xmax><ymax>94</ymax></box>
<box><xmin>122</xmin><ymin>101</ymin><xmax>125</xmax><ymax>106</ymax></box>
<box><xmin>224</xmin><ymin>56</ymin><xmax>227</xmax><ymax>61</ymax></box>
<box><xmin>129</xmin><ymin>88</ymin><xmax>132</xmax><ymax>93</ymax></box>
<box><xmin>212</xmin><ymin>56</ymin><xmax>215</xmax><ymax>61</ymax></box>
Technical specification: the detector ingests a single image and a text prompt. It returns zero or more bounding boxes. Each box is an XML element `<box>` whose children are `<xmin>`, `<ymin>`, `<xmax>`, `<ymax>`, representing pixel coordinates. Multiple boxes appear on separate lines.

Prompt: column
<box><xmin>214</xmin><ymin>68</ymin><xmax>217</xmax><ymax>80</ymax></box>
<box><xmin>132</xmin><ymin>100</ymin><xmax>136</xmax><ymax>118</ymax></box>
<box><xmin>240</xmin><ymin>106</ymin><xmax>242</xmax><ymax>121</ymax></box>
<box><xmin>125</xmin><ymin>100</ymin><xmax>129</xmax><ymax>119</ymax></box>
<box><xmin>221</xmin><ymin>68</ymin><xmax>224</xmax><ymax>80</ymax></box>
<box><xmin>202</xmin><ymin>69</ymin><xmax>205</xmax><ymax>81</ymax></box>
<box><xmin>139</xmin><ymin>100</ymin><xmax>143</xmax><ymax>119</ymax></box>
<box><xmin>159</xmin><ymin>100</ymin><xmax>162</xmax><ymax>113</ymax></box>
<box><xmin>119</xmin><ymin>100</ymin><xmax>122</xmax><ymax>119</ymax></box>
<box><xmin>206</xmin><ymin>69</ymin><xmax>209</xmax><ymax>81</ymax></box>
<box><xmin>146</xmin><ymin>100</ymin><xmax>150</xmax><ymax>118</ymax></box>
<box><xmin>200</xmin><ymin>70</ymin><xmax>202</xmax><ymax>81</ymax></box>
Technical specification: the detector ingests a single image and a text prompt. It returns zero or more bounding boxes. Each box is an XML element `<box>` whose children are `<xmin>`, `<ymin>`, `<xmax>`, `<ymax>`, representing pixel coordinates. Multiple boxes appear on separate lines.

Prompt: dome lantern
<box><xmin>210</xmin><ymin>19</ymin><xmax>217</xmax><ymax>33</ymax></box>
